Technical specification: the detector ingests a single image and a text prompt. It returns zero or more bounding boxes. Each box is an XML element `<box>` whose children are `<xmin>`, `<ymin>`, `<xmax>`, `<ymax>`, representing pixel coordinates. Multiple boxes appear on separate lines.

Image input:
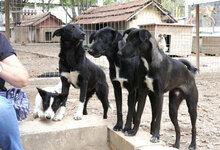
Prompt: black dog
<box><xmin>88</xmin><ymin>27</ymin><xmax>139</xmax><ymax>132</ymax></box>
<box><xmin>53</xmin><ymin>24</ymin><xmax>110</xmax><ymax>120</ymax></box>
<box><xmin>118</xmin><ymin>28</ymin><xmax>198</xmax><ymax>150</ymax></box>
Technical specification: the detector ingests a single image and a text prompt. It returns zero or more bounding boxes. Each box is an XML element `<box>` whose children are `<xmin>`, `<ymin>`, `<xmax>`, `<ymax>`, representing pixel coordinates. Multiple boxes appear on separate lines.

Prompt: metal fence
<box><xmin>1</xmin><ymin>0</ymin><xmax>220</xmax><ymax>76</ymax></box>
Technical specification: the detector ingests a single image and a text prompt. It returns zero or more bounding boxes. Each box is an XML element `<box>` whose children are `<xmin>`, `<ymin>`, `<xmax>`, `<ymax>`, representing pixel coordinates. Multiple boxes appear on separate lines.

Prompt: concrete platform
<box><xmin>19</xmin><ymin>115</ymin><xmax>176</xmax><ymax>150</ymax></box>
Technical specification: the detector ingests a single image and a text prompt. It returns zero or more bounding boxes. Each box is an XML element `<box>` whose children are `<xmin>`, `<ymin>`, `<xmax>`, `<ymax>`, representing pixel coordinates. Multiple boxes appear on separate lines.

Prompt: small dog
<box><xmin>118</xmin><ymin>28</ymin><xmax>198</xmax><ymax>150</ymax></box>
<box><xmin>33</xmin><ymin>81</ymin><xmax>68</xmax><ymax>121</ymax></box>
<box><xmin>88</xmin><ymin>27</ymin><xmax>139</xmax><ymax>132</ymax></box>
<box><xmin>53</xmin><ymin>24</ymin><xmax>111</xmax><ymax>120</ymax></box>
<box><xmin>157</xmin><ymin>34</ymin><xmax>168</xmax><ymax>52</ymax></box>
<box><xmin>188</xmin><ymin>5</ymin><xmax>217</xmax><ymax>26</ymax></box>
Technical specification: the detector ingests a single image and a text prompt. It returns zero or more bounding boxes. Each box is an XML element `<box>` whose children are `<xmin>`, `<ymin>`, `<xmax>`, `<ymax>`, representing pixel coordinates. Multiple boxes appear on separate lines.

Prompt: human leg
<box><xmin>0</xmin><ymin>96</ymin><xmax>24</xmax><ymax>150</ymax></box>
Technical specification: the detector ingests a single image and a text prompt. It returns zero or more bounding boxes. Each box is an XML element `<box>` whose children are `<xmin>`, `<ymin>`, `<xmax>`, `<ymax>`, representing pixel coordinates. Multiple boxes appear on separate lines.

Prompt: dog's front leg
<box><xmin>123</xmin><ymin>89</ymin><xmax>136</xmax><ymax>133</ymax></box>
<box><xmin>74</xmin><ymin>80</ymin><xmax>88</xmax><ymax>120</ymax></box>
<box><xmin>53</xmin><ymin>106</ymin><xmax>66</xmax><ymax>121</ymax></box>
<box><xmin>125</xmin><ymin>88</ymin><xmax>148</xmax><ymax>136</ymax></box>
<box><xmin>112</xmin><ymin>82</ymin><xmax>123</xmax><ymax>131</ymax></box>
<box><xmin>150</xmin><ymin>93</ymin><xmax>164</xmax><ymax>143</ymax></box>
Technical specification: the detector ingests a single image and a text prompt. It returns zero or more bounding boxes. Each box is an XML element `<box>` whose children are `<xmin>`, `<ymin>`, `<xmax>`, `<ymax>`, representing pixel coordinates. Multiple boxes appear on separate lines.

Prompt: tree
<box><xmin>60</xmin><ymin>0</ymin><xmax>97</xmax><ymax>22</ymax></box>
<box><xmin>9</xmin><ymin>0</ymin><xmax>28</xmax><ymax>25</ymax></box>
<box><xmin>161</xmin><ymin>0</ymin><xmax>185</xmax><ymax>18</ymax></box>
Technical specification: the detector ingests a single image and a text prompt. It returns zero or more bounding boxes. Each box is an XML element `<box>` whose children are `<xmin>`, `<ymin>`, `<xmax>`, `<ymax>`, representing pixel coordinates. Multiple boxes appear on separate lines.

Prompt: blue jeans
<box><xmin>0</xmin><ymin>96</ymin><xmax>24</xmax><ymax>150</ymax></box>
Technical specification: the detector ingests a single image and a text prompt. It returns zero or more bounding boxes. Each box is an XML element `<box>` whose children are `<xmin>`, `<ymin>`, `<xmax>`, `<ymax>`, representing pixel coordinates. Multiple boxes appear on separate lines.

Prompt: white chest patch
<box><xmin>141</xmin><ymin>57</ymin><xmax>149</xmax><ymax>70</ymax></box>
<box><xmin>61</xmin><ymin>71</ymin><xmax>79</xmax><ymax>88</ymax></box>
<box><xmin>113</xmin><ymin>65</ymin><xmax>128</xmax><ymax>88</ymax></box>
<box><xmin>44</xmin><ymin>98</ymin><xmax>55</xmax><ymax>119</ymax></box>
<box><xmin>144</xmin><ymin>76</ymin><xmax>154</xmax><ymax>92</ymax></box>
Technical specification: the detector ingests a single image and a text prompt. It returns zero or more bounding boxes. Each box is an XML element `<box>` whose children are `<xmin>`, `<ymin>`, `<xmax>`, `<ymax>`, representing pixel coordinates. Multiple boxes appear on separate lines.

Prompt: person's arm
<box><xmin>0</xmin><ymin>54</ymin><xmax>29</xmax><ymax>88</ymax></box>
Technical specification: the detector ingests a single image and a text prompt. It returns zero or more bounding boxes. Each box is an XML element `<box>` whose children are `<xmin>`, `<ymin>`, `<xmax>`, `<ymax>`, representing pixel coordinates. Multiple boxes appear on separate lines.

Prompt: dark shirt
<box><xmin>0</xmin><ymin>33</ymin><xmax>16</xmax><ymax>91</ymax></box>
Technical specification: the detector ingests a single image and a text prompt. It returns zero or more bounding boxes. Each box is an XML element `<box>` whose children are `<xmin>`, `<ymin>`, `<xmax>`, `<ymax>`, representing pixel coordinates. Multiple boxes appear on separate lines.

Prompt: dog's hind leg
<box><xmin>83</xmin><ymin>89</ymin><xmax>96</xmax><ymax>115</ymax></box>
<box><xmin>186</xmin><ymin>86</ymin><xmax>198</xmax><ymax>150</ymax></box>
<box><xmin>169</xmin><ymin>89</ymin><xmax>184</xmax><ymax>149</ymax></box>
<box><xmin>96</xmin><ymin>82</ymin><xmax>109</xmax><ymax>119</ymax></box>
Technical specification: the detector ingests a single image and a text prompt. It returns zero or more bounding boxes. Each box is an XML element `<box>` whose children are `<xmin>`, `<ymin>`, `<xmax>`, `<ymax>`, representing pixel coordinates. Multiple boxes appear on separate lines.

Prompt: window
<box><xmin>45</xmin><ymin>32</ymin><xmax>52</xmax><ymax>41</ymax></box>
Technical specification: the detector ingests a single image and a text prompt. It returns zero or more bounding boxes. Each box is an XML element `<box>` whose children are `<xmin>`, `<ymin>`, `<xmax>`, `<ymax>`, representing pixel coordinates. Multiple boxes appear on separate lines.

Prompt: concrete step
<box><xmin>19</xmin><ymin>115</ymin><xmax>176</xmax><ymax>150</ymax></box>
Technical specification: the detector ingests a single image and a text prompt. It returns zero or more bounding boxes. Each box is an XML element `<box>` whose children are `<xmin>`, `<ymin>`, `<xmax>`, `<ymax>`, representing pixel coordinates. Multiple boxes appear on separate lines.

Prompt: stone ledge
<box><xmin>19</xmin><ymin>115</ymin><xmax>175</xmax><ymax>150</ymax></box>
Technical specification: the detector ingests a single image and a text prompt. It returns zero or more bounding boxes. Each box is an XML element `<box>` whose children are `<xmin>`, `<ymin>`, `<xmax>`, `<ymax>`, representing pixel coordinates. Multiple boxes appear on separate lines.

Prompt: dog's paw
<box><xmin>122</xmin><ymin>126</ymin><xmax>131</xmax><ymax>133</ymax></box>
<box><xmin>188</xmin><ymin>143</ymin><xmax>196</xmax><ymax>150</ymax></box>
<box><xmin>53</xmin><ymin>115</ymin><xmax>64</xmax><ymax>121</ymax></box>
<box><xmin>33</xmin><ymin>113</ymin><xmax>38</xmax><ymax>119</ymax></box>
<box><xmin>150</xmin><ymin>136</ymin><xmax>160</xmax><ymax>143</ymax></box>
<box><xmin>74</xmin><ymin>113</ymin><xmax>83</xmax><ymax>120</ymax></box>
<box><xmin>113</xmin><ymin>123</ymin><xmax>123</xmax><ymax>131</ymax></box>
<box><xmin>124</xmin><ymin>129</ymin><xmax>137</xmax><ymax>136</ymax></box>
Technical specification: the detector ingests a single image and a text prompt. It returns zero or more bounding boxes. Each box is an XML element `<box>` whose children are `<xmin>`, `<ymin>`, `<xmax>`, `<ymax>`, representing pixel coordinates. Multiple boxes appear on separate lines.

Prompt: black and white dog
<box><xmin>88</xmin><ymin>27</ymin><xmax>139</xmax><ymax>132</ymax></box>
<box><xmin>33</xmin><ymin>81</ymin><xmax>68</xmax><ymax>121</ymax></box>
<box><xmin>118</xmin><ymin>28</ymin><xmax>198</xmax><ymax>150</ymax></box>
<box><xmin>53</xmin><ymin>24</ymin><xmax>111</xmax><ymax>120</ymax></box>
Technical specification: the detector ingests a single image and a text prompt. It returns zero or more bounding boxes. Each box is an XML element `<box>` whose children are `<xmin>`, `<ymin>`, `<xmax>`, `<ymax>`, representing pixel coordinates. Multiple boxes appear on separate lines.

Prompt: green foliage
<box><xmin>161</xmin><ymin>0</ymin><xmax>185</xmax><ymax>18</ymax></box>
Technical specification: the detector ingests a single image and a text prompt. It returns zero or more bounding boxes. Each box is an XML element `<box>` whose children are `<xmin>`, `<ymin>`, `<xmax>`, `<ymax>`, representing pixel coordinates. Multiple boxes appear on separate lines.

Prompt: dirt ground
<box><xmin>10</xmin><ymin>43</ymin><xmax>220</xmax><ymax>150</ymax></box>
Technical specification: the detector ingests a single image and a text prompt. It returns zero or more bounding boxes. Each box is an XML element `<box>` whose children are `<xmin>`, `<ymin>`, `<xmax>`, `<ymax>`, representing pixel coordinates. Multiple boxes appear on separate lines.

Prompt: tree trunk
<box><xmin>157</xmin><ymin>0</ymin><xmax>161</xmax><ymax>4</ymax></box>
<box><xmin>70</xmin><ymin>0</ymin><xmax>77</xmax><ymax>21</ymax></box>
<box><xmin>10</xmin><ymin>0</ymin><xmax>27</xmax><ymax>25</ymax></box>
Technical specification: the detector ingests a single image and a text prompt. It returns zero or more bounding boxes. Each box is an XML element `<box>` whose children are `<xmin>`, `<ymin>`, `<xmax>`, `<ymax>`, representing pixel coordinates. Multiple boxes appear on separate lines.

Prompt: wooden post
<box><xmin>196</xmin><ymin>4</ymin><xmax>200</xmax><ymax>72</ymax></box>
<box><xmin>5</xmin><ymin>0</ymin><xmax>10</xmax><ymax>41</ymax></box>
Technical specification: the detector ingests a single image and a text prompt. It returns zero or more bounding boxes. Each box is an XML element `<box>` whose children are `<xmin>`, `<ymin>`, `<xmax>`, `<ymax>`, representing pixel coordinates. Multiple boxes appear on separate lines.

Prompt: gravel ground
<box><xmin>9</xmin><ymin>43</ymin><xmax>220</xmax><ymax>150</ymax></box>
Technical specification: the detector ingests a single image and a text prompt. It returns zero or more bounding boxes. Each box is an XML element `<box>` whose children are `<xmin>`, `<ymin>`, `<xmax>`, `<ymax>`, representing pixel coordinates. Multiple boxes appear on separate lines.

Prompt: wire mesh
<box><xmin>0</xmin><ymin>0</ymin><xmax>220</xmax><ymax>77</ymax></box>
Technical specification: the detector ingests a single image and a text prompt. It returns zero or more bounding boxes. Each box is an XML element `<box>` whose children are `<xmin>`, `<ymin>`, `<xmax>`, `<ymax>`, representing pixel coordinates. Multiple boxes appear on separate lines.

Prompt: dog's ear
<box><xmin>123</xmin><ymin>28</ymin><xmax>136</xmax><ymax>37</ymax></box>
<box><xmin>112</xmin><ymin>30</ymin><xmax>123</xmax><ymax>44</ymax></box>
<box><xmin>139</xmin><ymin>29</ymin><xmax>151</xmax><ymax>42</ymax></box>
<box><xmin>36</xmin><ymin>87</ymin><xmax>47</xmax><ymax>97</ymax></box>
<box><xmin>53</xmin><ymin>28</ymin><xmax>63</xmax><ymax>37</ymax></box>
<box><xmin>89</xmin><ymin>32</ymin><xmax>96</xmax><ymax>43</ymax></box>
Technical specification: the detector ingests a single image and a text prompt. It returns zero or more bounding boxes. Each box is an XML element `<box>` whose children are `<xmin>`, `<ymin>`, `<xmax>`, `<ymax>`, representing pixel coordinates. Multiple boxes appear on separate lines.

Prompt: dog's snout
<box><xmin>81</xmin><ymin>32</ymin><xmax>86</xmax><ymax>36</ymax></box>
<box><xmin>46</xmin><ymin>116</ymin><xmax>51</xmax><ymax>120</ymax></box>
<box><xmin>88</xmin><ymin>49</ymin><xmax>94</xmax><ymax>54</ymax></box>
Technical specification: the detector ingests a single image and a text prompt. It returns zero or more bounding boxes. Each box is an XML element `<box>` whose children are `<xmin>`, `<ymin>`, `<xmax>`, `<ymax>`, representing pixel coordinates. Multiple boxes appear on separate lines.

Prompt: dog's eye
<box><xmin>100</xmin><ymin>36</ymin><xmax>105</xmax><ymax>41</ymax></box>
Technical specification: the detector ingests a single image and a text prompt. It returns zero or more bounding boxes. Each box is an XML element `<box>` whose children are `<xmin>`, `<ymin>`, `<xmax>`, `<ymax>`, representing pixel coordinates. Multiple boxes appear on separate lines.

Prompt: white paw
<box><xmin>53</xmin><ymin>114</ymin><xmax>64</xmax><ymax>121</ymax></box>
<box><xmin>33</xmin><ymin>112</ymin><xmax>38</xmax><ymax>119</ymax></box>
<box><xmin>74</xmin><ymin>113</ymin><xmax>82</xmax><ymax>120</ymax></box>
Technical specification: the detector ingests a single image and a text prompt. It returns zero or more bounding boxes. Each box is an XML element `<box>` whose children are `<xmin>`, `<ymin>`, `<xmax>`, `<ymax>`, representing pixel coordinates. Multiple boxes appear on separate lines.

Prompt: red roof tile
<box><xmin>20</xmin><ymin>12</ymin><xmax>64</xmax><ymax>26</ymax></box>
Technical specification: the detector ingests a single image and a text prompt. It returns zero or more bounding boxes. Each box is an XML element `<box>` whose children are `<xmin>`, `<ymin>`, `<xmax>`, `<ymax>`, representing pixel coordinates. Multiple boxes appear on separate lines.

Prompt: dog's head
<box><xmin>118</xmin><ymin>29</ymin><xmax>152</xmax><ymax>58</ymax></box>
<box><xmin>212</xmin><ymin>6</ymin><xmax>217</xmax><ymax>14</ymax></box>
<box><xmin>88</xmin><ymin>27</ymin><xmax>123</xmax><ymax>58</ymax></box>
<box><xmin>53</xmin><ymin>24</ymin><xmax>85</xmax><ymax>42</ymax></box>
<box><xmin>37</xmin><ymin>88</ymin><xmax>67</xmax><ymax>120</ymax></box>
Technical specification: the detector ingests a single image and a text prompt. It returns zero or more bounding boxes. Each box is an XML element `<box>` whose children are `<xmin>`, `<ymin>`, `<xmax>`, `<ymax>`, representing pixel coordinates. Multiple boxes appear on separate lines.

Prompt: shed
<box><xmin>139</xmin><ymin>23</ymin><xmax>194</xmax><ymax>56</ymax></box>
<box><xmin>75</xmin><ymin>0</ymin><xmax>177</xmax><ymax>45</ymax></box>
<box><xmin>14</xmin><ymin>12</ymin><xmax>64</xmax><ymax>43</ymax></box>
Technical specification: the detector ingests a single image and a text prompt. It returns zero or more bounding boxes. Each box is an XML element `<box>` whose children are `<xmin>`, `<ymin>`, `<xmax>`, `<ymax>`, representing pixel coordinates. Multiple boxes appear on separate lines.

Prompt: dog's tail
<box><xmin>179</xmin><ymin>59</ymin><xmax>197</xmax><ymax>75</ymax></box>
<box><xmin>38</xmin><ymin>72</ymin><xmax>60</xmax><ymax>78</ymax></box>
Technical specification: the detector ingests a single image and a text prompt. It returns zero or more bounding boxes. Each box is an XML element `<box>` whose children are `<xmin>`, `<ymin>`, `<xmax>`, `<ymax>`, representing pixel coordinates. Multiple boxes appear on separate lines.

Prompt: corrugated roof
<box><xmin>75</xmin><ymin>0</ymin><xmax>177</xmax><ymax>24</ymax></box>
<box><xmin>20</xmin><ymin>12</ymin><xmax>64</xmax><ymax>26</ymax></box>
